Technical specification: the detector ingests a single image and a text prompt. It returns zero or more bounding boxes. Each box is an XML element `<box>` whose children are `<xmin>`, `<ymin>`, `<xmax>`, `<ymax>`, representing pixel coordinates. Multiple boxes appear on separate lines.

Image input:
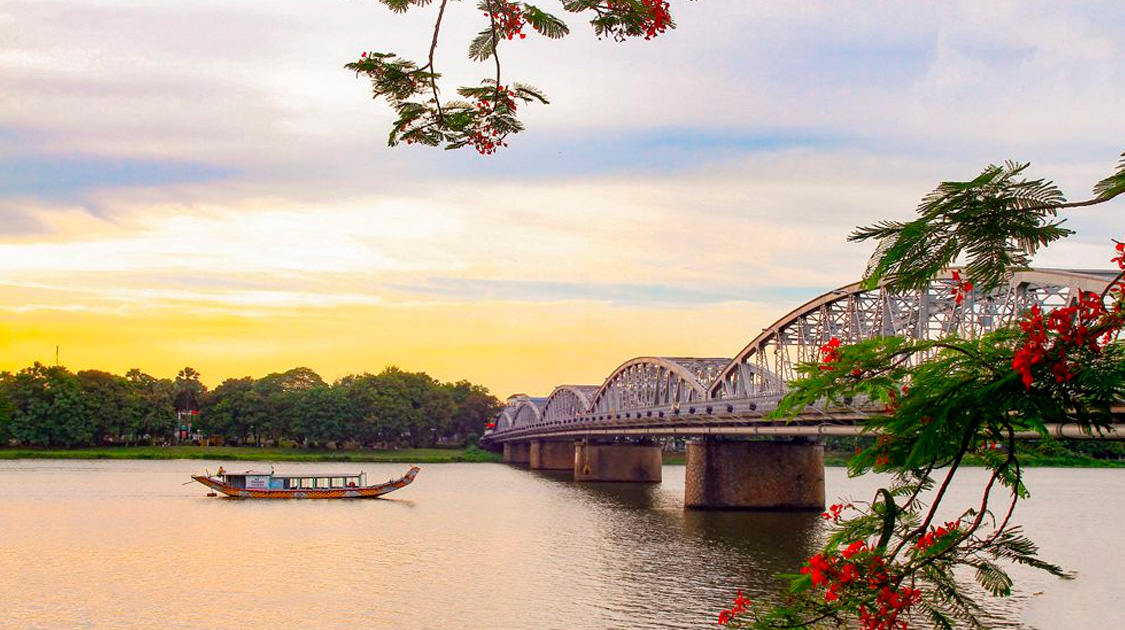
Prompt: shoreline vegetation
<box><xmin>0</xmin><ymin>364</ymin><xmax>504</xmax><ymax>452</ymax></box>
<box><xmin>0</xmin><ymin>445</ymin><xmax>501</xmax><ymax>463</ymax></box>
<box><xmin>2</xmin><ymin>445</ymin><xmax>1122</xmax><ymax>467</ymax></box>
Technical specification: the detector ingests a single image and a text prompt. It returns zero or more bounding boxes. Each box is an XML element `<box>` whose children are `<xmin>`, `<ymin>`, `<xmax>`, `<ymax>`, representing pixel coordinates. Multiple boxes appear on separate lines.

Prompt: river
<box><xmin>0</xmin><ymin>460</ymin><xmax>1120</xmax><ymax>629</ymax></box>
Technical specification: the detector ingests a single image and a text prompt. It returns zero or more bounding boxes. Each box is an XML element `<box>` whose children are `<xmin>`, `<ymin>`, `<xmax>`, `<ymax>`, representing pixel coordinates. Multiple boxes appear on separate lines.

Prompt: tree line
<box><xmin>0</xmin><ymin>363</ymin><xmax>502</xmax><ymax>448</ymax></box>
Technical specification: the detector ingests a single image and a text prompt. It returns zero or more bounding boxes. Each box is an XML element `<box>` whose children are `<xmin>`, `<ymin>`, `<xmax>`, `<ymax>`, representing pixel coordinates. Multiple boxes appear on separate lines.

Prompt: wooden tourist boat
<box><xmin>191</xmin><ymin>466</ymin><xmax>420</xmax><ymax>499</ymax></box>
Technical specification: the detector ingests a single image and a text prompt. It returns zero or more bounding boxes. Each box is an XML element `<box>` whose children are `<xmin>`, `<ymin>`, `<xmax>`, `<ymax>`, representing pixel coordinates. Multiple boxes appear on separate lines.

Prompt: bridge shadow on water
<box><xmin>526</xmin><ymin>468</ymin><xmax>824</xmax><ymax>612</ymax></box>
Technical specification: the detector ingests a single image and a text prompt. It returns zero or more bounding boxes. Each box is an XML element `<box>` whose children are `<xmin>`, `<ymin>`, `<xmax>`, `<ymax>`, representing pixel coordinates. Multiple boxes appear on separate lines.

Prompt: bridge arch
<box><xmin>589</xmin><ymin>357</ymin><xmax>730</xmax><ymax>415</ymax></box>
<box><xmin>709</xmin><ymin>268</ymin><xmax>1119</xmax><ymax>399</ymax></box>
<box><xmin>494</xmin><ymin>407</ymin><xmax>517</xmax><ymax>432</ymax></box>
<box><xmin>542</xmin><ymin>385</ymin><xmax>599</xmax><ymax>423</ymax></box>
<box><xmin>511</xmin><ymin>397</ymin><xmax>548</xmax><ymax>429</ymax></box>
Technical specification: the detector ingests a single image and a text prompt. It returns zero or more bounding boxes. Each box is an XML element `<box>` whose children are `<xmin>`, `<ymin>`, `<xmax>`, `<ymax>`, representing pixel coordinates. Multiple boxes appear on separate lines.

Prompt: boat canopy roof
<box><xmin>222</xmin><ymin>470</ymin><xmax>364</xmax><ymax>479</ymax></box>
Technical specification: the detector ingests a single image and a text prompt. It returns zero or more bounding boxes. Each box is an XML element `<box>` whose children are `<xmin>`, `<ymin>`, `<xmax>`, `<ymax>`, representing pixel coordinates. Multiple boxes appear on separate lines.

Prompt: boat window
<box><xmin>317</xmin><ymin>478</ymin><xmax>329</xmax><ymax>489</ymax></box>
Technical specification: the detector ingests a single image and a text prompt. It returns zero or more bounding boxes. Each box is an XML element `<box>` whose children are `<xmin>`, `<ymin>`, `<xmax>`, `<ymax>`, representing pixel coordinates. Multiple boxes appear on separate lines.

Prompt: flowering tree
<box><xmin>346</xmin><ymin>0</ymin><xmax>677</xmax><ymax>153</ymax></box>
<box><xmin>715</xmin><ymin>152</ymin><xmax>1125</xmax><ymax>629</ymax></box>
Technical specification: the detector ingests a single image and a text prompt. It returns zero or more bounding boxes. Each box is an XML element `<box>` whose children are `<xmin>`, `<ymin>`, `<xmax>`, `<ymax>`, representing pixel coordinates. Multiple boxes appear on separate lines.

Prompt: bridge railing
<box><xmin>483</xmin><ymin>393</ymin><xmax>898</xmax><ymax>442</ymax></box>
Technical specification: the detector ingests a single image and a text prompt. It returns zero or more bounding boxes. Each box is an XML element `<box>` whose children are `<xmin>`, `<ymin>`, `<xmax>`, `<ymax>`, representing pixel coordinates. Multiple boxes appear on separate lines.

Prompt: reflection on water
<box><xmin>0</xmin><ymin>461</ymin><xmax>1121</xmax><ymax>630</ymax></box>
<box><xmin>682</xmin><ymin>510</ymin><xmax>822</xmax><ymax>592</ymax></box>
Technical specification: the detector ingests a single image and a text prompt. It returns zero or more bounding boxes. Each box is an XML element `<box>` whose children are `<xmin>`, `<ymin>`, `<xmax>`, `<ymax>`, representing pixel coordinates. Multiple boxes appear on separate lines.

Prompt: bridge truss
<box><xmin>486</xmin><ymin>268</ymin><xmax>1120</xmax><ymax>442</ymax></box>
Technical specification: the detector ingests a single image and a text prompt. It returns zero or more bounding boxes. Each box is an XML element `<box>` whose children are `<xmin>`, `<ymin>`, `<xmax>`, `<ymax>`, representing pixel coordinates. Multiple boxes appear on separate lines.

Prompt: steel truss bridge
<box><xmin>484</xmin><ymin>268</ymin><xmax>1123</xmax><ymax>445</ymax></box>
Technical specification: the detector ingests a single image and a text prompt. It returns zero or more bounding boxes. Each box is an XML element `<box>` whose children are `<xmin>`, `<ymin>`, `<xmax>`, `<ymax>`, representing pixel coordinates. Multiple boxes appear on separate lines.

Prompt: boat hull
<box><xmin>191</xmin><ymin>466</ymin><xmax>420</xmax><ymax>499</ymax></box>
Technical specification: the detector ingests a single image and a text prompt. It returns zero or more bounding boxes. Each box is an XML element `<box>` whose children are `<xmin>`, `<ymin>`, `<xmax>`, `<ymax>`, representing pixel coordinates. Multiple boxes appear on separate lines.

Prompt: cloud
<box><xmin>2</xmin><ymin>0</ymin><xmax>1124</xmax><ymax>394</ymax></box>
<box><xmin>0</xmin><ymin>151</ymin><xmax>234</xmax><ymax>197</ymax></box>
<box><xmin>386</xmin><ymin>277</ymin><xmax>821</xmax><ymax>307</ymax></box>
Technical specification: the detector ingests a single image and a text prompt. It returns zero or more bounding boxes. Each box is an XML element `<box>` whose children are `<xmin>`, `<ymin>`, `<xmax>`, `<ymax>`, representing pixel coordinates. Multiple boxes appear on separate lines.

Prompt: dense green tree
<box><xmin>173</xmin><ymin>366</ymin><xmax>206</xmax><ymax>413</ymax></box>
<box><xmin>378</xmin><ymin>368</ymin><xmax>454</xmax><ymax>447</ymax></box>
<box><xmin>289</xmin><ymin>385</ymin><xmax>350</xmax><ymax>447</ymax></box>
<box><xmin>330</xmin><ymin>367</ymin><xmax>475</xmax><ymax>447</ymax></box>
<box><xmin>3</xmin><ymin>363</ymin><xmax>92</xmax><ymax>446</ymax></box>
<box><xmin>445</xmin><ymin>379</ymin><xmax>502</xmax><ymax>441</ymax></box>
<box><xmin>337</xmin><ymin>371</ymin><xmax>414</xmax><ymax>446</ymax></box>
<box><xmin>125</xmin><ymin>369</ymin><xmax>175</xmax><ymax>444</ymax></box>
<box><xmin>0</xmin><ymin>373</ymin><xmax>14</xmax><ymax>444</ymax></box>
<box><xmin>199</xmin><ymin>377</ymin><xmax>264</xmax><ymax>444</ymax></box>
<box><xmin>76</xmin><ymin>370</ymin><xmax>135</xmax><ymax>443</ymax></box>
<box><xmin>254</xmin><ymin>367</ymin><xmax>327</xmax><ymax>444</ymax></box>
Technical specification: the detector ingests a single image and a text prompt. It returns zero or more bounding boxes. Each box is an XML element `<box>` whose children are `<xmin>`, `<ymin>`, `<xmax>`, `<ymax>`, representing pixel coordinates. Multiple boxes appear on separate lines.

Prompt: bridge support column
<box><xmin>503</xmin><ymin>442</ymin><xmax>531</xmax><ymax>465</ymax></box>
<box><xmin>574</xmin><ymin>441</ymin><xmax>662</xmax><ymax>483</ymax></box>
<box><xmin>530</xmin><ymin>439</ymin><xmax>575</xmax><ymax>471</ymax></box>
<box><xmin>684</xmin><ymin>440</ymin><xmax>824</xmax><ymax>510</ymax></box>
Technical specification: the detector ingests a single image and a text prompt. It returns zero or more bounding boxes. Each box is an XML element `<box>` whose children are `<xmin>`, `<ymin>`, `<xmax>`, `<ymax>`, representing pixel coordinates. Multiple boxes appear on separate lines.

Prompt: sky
<box><xmin>2</xmin><ymin>0</ymin><xmax>1124</xmax><ymax>397</ymax></box>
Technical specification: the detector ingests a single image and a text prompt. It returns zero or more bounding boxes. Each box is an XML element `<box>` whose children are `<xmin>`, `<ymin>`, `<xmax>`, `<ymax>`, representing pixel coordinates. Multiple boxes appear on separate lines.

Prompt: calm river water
<box><xmin>0</xmin><ymin>460</ymin><xmax>1121</xmax><ymax>629</ymax></box>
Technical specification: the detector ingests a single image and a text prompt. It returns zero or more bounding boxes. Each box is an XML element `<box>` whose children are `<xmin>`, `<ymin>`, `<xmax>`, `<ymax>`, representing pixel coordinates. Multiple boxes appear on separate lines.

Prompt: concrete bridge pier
<box><xmin>530</xmin><ymin>439</ymin><xmax>576</xmax><ymax>471</ymax></box>
<box><xmin>684</xmin><ymin>439</ymin><xmax>824</xmax><ymax>510</ymax></box>
<box><xmin>502</xmin><ymin>441</ymin><xmax>531</xmax><ymax>465</ymax></box>
<box><xmin>574</xmin><ymin>440</ymin><xmax>662</xmax><ymax>483</ymax></box>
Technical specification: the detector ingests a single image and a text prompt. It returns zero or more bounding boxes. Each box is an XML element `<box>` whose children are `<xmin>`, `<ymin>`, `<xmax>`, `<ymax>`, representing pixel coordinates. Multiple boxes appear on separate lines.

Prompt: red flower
<box><xmin>732</xmin><ymin>589</ymin><xmax>750</xmax><ymax>612</ymax></box>
<box><xmin>842</xmin><ymin>540</ymin><xmax>866</xmax><ymax>559</ymax></box>
<box><xmin>950</xmin><ymin>269</ymin><xmax>974</xmax><ymax>305</ymax></box>
<box><xmin>819</xmin><ymin>337</ymin><xmax>842</xmax><ymax>370</ymax></box>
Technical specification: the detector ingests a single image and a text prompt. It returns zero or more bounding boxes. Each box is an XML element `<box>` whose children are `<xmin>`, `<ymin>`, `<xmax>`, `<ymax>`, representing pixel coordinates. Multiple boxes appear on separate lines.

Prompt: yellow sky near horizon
<box><xmin>0</xmin><ymin>297</ymin><xmax>778</xmax><ymax>397</ymax></box>
<box><xmin>0</xmin><ymin>164</ymin><xmax>875</xmax><ymax>399</ymax></box>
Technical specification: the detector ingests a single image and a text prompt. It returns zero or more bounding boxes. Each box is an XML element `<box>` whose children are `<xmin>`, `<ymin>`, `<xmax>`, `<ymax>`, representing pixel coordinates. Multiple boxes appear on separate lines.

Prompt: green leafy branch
<box><xmin>853</xmin><ymin>151</ymin><xmax>1125</xmax><ymax>292</ymax></box>
<box><xmin>719</xmin><ymin>149</ymin><xmax>1125</xmax><ymax>630</ymax></box>
<box><xmin>351</xmin><ymin>0</ymin><xmax>687</xmax><ymax>151</ymax></box>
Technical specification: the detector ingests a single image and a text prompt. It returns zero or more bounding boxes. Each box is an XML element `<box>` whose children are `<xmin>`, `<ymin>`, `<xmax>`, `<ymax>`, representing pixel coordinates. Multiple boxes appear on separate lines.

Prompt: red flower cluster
<box><xmin>1011</xmin><ymin>291</ymin><xmax>1111</xmax><ymax>388</ymax></box>
<box><xmin>822</xmin><ymin>502</ymin><xmax>852</xmax><ymax>523</ymax></box>
<box><xmin>799</xmin><ymin>541</ymin><xmax>922</xmax><ymax>630</ymax></box>
<box><xmin>637</xmin><ymin>0</ymin><xmax>672</xmax><ymax>39</ymax></box>
<box><xmin>468</xmin><ymin>86</ymin><xmax>518</xmax><ymax>155</ymax></box>
<box><xmin>485</xmin><ymin>1</ymin><xmax>528</xmax><ymax>40</ymax></box>
<box><xmin>949</xmin><ymin>270</ymin><xmax>974</xmax><ymax>305</ymax></box>
<box><xmin>468</xmin><ymin>129</ymin><xmax>506</xmax><ymax>155</ymax></box>
<box><xmin>605</xmin><ymin>0</ymin><xmax>673</xmax><ymax>40</ymax></box>
<box><xmin>801</xmin><ymin>540</ymin><xmax>867</xmax><ymax>597</ymax></box>
<box><xmin>474</xmin><ymin>85</ymin><xmax>518</xmax><ymax>114</ymax></box>
<box><xmin>819</xmin><ymin>337</ymin><xmax>842</xmax><ymax>371</ymax></box>
<box><xmin>1113</xmin><ymin>240</ymin><xmax>1125</xmax><ymax>269</ymax></box>
<box><xmin>858</xmin><ymin>585</ymin><xmax>922</xmax><ymax>630</ymax></box>
<box><xmin>914</xmin><ymin>520</ymin><xmax>961</xmax><ymax>551</ymax></box>
<box><xmin>716</xmin><ymin>589</ymin><xmax>750</xmax><ymax>625</ymax></box>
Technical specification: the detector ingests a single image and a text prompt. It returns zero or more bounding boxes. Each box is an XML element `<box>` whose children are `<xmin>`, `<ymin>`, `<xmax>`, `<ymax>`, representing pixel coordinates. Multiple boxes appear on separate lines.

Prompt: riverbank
<box><xmin>4</xmin><ymin>446</ymin><xmax>1121</xmax><ymax>467</ymax></box>
<box><xmin>0</xmin><ymin>445</ymin><xmax>501</xmax><ymax>463</ymax></box>
<box><xmin>659</xmin><ymin>451</ymin><xmax>1125</xmax><ymax>467</ymax></box>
